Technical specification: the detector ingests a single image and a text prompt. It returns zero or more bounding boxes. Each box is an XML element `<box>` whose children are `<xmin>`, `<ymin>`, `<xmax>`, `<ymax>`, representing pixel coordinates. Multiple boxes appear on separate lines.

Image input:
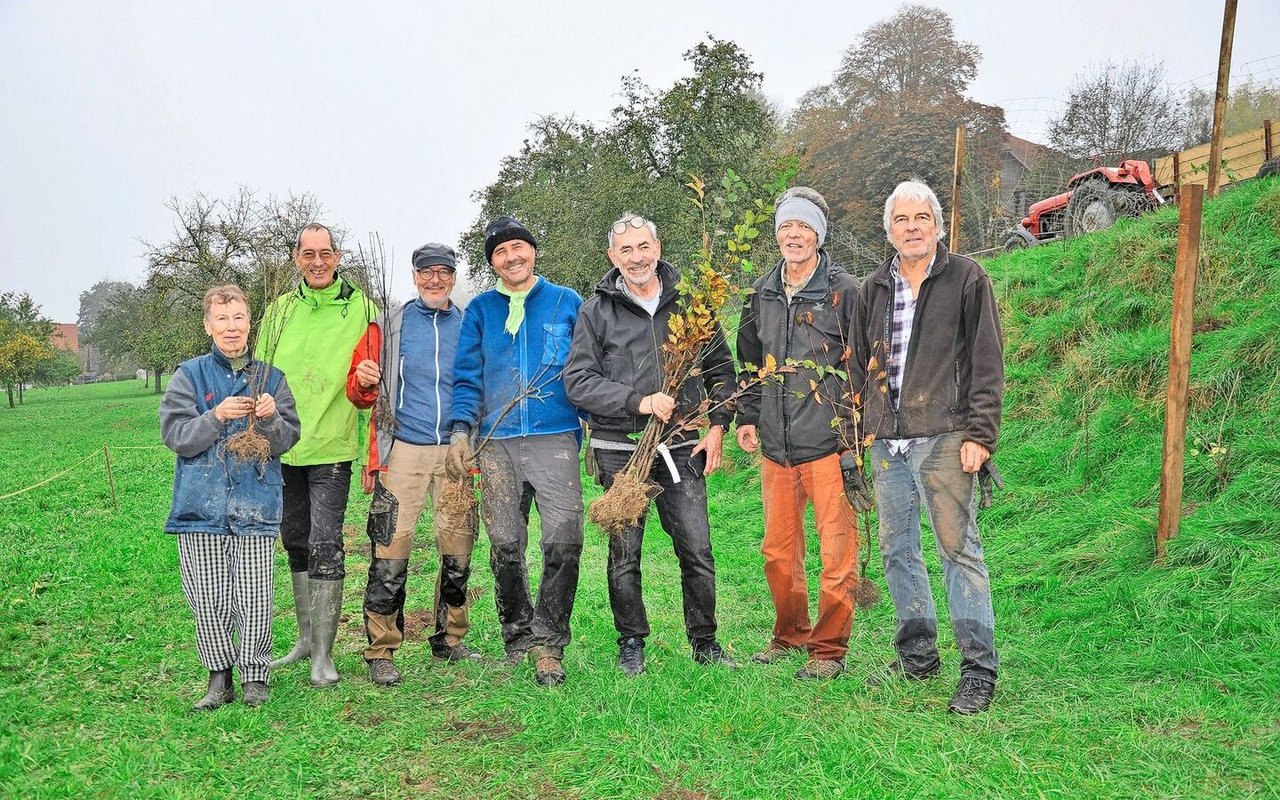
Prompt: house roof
<box><xmin>1003</xmin><ymin>133</ymin><xmax>1052</xmax><ymax>170</ymax></box>
<box><xmin>51</xmin><ymin>323</ymin><xmax>79</xmax><ymax>352</ymax></box>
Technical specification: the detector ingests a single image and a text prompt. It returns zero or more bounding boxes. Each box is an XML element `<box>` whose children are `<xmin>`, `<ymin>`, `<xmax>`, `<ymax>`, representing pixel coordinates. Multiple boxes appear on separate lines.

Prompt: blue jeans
<box><xmin>871</xmin><ymin>432</ymin><xmax>998</xmax><ymax>681</ymax></box>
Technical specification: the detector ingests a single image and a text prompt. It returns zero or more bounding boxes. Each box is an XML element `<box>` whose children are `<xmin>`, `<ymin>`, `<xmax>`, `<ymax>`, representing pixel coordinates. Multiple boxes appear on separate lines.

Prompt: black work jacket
<box><xmin>564</xmin><ymin>260</ymin><xmax>735</xmax><ymax>444</ymax></box>
<box><xmin>735</xmin><ymin>251</ymin><xmax>860</xmax><ymax>466</ymax></box>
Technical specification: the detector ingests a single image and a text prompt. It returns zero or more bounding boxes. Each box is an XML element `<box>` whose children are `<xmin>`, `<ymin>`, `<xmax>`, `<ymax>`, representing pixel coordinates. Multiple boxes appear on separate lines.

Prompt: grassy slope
<box><xmin>1</xmin><ymin>180</ymin><xmax>1278</xmax><ymax>799</ymax></box>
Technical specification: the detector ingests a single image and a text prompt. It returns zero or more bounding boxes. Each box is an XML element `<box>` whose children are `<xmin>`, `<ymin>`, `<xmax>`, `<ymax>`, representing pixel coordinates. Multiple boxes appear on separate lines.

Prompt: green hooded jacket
<box><xmin>257</xmin><ymin>276</ymin><xmax>378</xmax><ymax>467</ymax></box>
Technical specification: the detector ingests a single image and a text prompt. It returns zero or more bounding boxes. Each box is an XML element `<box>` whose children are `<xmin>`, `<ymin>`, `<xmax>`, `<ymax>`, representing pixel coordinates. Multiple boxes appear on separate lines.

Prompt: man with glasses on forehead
<box><xmin>564</xmin><ymin>213</ymin><xmax>738</xmax><ymax>676</ymax></box>
<box><xmin>261</xmin><ymin>222</ymin><xmax>378</xmax><ymax>688</ymax></box>
<box><xmin>347</xmin><ymin>243</ymin><xmax>480</xmax><ymax>688</ymax></box>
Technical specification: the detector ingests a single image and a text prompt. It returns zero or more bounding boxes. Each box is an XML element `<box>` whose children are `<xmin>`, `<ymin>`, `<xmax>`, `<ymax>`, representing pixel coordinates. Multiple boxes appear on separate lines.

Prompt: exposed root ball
<box><xmin>225</xmin><ymin>429</ymin><xmax>271</xmax><ymax>466</ymax></box>
<box><xmin>855</xmin><ymin>578</ymin><xmax>883</xmax><ymax>610</ymax></box>
<box><xmin>588</xmin><ymin>472</ymin><xmax>657</xmax><ymax>537</ymax></box>
<box><xmin>438</xmin><ymin>478</ymin><xmax>478</xmax><ymax>522</ymax></box>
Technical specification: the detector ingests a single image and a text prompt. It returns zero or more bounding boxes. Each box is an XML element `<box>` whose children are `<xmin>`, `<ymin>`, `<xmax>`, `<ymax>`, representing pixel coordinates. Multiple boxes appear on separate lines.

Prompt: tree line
<box><xmin>66</xmin><ymin>5</ymin><xmax>1278</xmax><ymax>388</ymax></box>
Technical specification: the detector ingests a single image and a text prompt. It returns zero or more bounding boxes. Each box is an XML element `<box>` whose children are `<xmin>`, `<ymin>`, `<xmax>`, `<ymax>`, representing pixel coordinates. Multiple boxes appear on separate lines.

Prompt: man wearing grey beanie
<box><xmin>735</xmin><ymin>186</ymin><xmax>863</xmax><ymax>681</ymax></box>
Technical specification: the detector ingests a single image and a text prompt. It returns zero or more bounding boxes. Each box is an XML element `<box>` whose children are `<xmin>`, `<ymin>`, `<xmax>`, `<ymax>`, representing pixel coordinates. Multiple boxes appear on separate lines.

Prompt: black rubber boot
<box><xmin>193</xmin><ymin>669</ymin><xmax>234</xmax><ymax>711</ymax></box>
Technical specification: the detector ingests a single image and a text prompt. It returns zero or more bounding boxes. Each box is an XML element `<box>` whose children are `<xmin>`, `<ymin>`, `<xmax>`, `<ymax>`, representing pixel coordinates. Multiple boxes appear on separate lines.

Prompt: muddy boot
<box><xmin>270</xmin><ymin>571</ymin><xmax>311</xmax><ymax>669</ymax></box>
<box><xmin>242</xmin><ymin>681</ymin><xmax>269</xmax><ymax>708</ymax></box>
<box><xmin>308</xmin><ymin>578</ymin><xmax>343</xmax><ymax>688</ymax></box>
<box><xmin>193</xmin><ymin>669</ymin><xmax>234</xmax><ymax>711</ymax></box>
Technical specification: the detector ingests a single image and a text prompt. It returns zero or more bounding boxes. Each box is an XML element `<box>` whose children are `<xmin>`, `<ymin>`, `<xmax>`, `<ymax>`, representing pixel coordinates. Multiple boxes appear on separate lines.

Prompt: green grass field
<box><xmin>2</xmin><ymin>181</ymin><xmax>1279</xmax><ymax>799</ymax></box>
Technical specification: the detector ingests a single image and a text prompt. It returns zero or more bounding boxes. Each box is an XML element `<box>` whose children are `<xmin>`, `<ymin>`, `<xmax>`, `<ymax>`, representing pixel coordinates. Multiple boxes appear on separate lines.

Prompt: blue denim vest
<box><xmin>165</xmin><ymin>348</ymin><xmax>286</xmax><ymax>537</ymax></box>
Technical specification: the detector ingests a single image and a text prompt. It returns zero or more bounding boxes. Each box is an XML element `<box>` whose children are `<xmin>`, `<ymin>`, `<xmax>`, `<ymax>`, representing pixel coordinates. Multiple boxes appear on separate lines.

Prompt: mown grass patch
<box><xmin>2</xmin><ymin>180</ymin><xmax>1280</xmax><ymax>798</ymax></box>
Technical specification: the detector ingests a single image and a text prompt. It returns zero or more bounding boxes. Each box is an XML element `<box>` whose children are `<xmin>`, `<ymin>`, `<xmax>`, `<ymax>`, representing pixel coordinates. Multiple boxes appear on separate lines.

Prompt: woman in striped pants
<box><xmin>160</xmin><ymin>285</ymin><xmax>301</xmax><ymax>710</ymax></box>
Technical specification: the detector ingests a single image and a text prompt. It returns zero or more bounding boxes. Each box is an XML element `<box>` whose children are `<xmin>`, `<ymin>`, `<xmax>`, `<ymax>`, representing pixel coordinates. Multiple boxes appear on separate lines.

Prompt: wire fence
<box><xmin>803</xmin><ymin>55</ymin><xmax>1279</xmax><ymax>274</ymax></box>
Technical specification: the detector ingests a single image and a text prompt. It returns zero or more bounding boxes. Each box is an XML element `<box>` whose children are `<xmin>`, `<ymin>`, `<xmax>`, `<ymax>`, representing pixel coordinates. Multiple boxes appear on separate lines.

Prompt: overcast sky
<box><xmin>2</xmin><ymin>0</ymin><xmax>1277</xmax><ymax>322</ymax></box>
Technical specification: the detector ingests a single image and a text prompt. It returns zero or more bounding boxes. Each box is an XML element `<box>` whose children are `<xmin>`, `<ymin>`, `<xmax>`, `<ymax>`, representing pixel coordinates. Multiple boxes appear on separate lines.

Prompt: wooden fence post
<box><xmin>1264</xmin><ymin>119</ymin><xmax>1273</xmax><ymax>161</ymax></box>
<box><xmin>1156</xmin><ymin>184</ymin><xmax>1203</xmax><ymax>563</ymax></box>
<box><xmin>1206</xmin><ymin>0</ymin><xmax>1238</xmax><ymax>197</ymax></box>
<box><xmin>950</xmin><ymin>126</ymin><xmax>964</xmax><ymax>252</ymax></box>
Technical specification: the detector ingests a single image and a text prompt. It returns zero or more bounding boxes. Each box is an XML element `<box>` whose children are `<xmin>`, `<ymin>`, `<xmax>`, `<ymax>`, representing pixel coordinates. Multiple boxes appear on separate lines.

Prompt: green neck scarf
<box><xmin>496</xmin><ymin>278</ymin><xmax>537</xmax><ymax>337</ymax></box>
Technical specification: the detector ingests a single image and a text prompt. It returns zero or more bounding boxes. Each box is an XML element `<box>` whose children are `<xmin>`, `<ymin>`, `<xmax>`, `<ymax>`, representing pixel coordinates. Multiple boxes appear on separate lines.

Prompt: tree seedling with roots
<box><xmin>353</xmin><ymin>233</ymin><xmax>398</xmax><ymax>437</ymax></box>
<box><xmin>224</xmin><ymin>261</ymin><xmax>298</xmax><ymax>467</ymax></box>
<box><xmin>588</xmin><ymin>169</ymin><xmax>789</xmax><ymax>536</ymax></box>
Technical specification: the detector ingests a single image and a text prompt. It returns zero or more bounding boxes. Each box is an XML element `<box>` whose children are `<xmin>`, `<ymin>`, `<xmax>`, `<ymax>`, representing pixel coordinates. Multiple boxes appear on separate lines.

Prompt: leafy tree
<box><xmin>78</xmin><ymin>279</ymin><xmax>139</xmax><ymax>375</ymax></box>
<box><xmin>1047</xmin><ymin>60</ymin><xmax>1185</xmax><ymax>162</ymax></box>
<box><xmin>82</xmin><ymin>280</ymin><xmax>200</xmax><ymax>393</ymax></box>
<box><xmin>0</xmin><ymin>292</ymin><xmax>57</xmax><ymax>407</ymax></box>
<box><xmin>784</xmin><ymin>5</ymin><xmax>1006</xmax><ymax>255</ymax></box>
<box><xmin>461</xmin><ymin>36</ymin><xmax>782</xmax><ymax>296</ymax></box>
<box><xmin>32</xmin><ymin>349</ymin><xmax>81</xmax><ymax>387</ymax></box>
<box><xmin>1183</xmin><ymin>79</ymin><xmax>1280</xmax><ymax>148</ymax></box>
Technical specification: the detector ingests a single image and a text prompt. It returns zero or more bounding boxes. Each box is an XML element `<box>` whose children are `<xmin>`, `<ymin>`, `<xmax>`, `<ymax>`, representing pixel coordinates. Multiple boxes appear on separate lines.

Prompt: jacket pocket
<box><xmin>542</xmin><ymin>323</ymin><xmax>572</xmax><ymax>366</ymax></box>
<box><xmin>950</xmin><ymin>360</ymin><xmax>961</xmax><ymax>413</ymax></box>
<box><xmin>227</xmin><ymin>468</ymin><xmax>284</xmax><ymax>529</ymax></box>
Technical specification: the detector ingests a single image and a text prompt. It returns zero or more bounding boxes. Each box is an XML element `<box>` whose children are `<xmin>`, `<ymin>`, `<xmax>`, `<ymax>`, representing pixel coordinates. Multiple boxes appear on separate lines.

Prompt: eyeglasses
<box><xmin>414</xmin><ymin>267</ymin><xmax>456</xmax><ymax>280</ymax></box>
<box><xmin>611</xmin><ymin>216</ymin><xmax>650</xmax><ymax>236</ymax></box>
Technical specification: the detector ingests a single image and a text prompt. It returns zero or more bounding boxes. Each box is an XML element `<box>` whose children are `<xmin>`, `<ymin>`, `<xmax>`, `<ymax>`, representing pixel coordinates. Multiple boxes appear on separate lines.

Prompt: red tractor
<box><xmin>1004</xmin><ymin>159</ymin><xmax>1166</xmax><ymax>250</ymax></box>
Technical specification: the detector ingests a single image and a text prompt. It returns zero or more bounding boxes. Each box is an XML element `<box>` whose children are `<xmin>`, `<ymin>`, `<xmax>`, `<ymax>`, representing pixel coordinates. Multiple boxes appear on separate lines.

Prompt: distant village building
<box><xmin>1000</xmin><ymin>133</ymin><xmax>1053</xmax><ymax>218</ymax></box>
<box><xmin>50</xmin><ymin>322</ymin><xmax>104</xmax><ymax>374</ymax></box>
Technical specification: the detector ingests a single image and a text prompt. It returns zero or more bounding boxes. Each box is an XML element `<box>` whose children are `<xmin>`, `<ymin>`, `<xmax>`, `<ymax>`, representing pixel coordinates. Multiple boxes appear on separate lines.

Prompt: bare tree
<box><xmin>1048</xmin><ymin>60</ymin><xmax>1186</xmax><ymax>162</ymax></box>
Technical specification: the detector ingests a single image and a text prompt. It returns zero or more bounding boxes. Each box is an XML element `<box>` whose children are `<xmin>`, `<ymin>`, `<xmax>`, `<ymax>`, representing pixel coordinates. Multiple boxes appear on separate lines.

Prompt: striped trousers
<box><xmin>177</xmin><ymin>533</ymin><xmax>276</xmax><ymax>684</ymax></box>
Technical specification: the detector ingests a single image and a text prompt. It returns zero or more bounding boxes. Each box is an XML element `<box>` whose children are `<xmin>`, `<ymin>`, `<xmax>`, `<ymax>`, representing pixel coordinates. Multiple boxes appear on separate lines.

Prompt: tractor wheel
<box><xmin>1258</xmin><ymin>156</ymin><xmax>1280</xmax><ymax>179</ymax></box>
<box><xmin>1066</xmin><ymin>181</ymin><xmax>1117</xmax><ymax>237</ymax></box>
<box><xmin>1003</xmin><ymin>229</ymin><xmax>1035</xmax><ymax>252</ymax></box>
<box><xmin>1065</xmin><ymin>180</ymin><xmax>1138</xmax><ymax>238</ymax></box>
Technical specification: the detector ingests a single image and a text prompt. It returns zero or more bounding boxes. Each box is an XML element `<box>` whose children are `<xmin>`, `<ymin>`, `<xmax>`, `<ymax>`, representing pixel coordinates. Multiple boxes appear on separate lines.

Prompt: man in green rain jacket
<box><xmin>258</xmin><ymin>222</ymin><xmax>377</xmax><ymax>688</ymax></box>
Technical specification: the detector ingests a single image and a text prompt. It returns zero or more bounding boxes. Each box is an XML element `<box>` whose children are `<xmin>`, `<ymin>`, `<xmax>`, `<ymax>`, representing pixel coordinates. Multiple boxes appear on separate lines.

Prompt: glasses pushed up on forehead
<box><xmin>414</xmin><ymin>266</ymin><xmax>456</xmax><ymax>280</ymax></box>
<box><xmin>611</xmin><ymin>216</ymin><xmax>650</xmax><ymax>236</ymax></box>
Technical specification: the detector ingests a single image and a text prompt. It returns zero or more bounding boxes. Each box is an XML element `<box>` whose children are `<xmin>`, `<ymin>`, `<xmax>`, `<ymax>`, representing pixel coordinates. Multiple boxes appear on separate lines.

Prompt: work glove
<box><xmin>445</xmin><ymin>430</ymin><xmax>475</xmax><ymax>481</ymax></box>
<box><xmin>977</xmin><ymin>460</ymin><xmax>1004</xmax><ymax>509</ymax></box>
<box><xmin>839</xmin><ymin>451</ymin><xmax>874</xmax><ymax>513</ymax></box>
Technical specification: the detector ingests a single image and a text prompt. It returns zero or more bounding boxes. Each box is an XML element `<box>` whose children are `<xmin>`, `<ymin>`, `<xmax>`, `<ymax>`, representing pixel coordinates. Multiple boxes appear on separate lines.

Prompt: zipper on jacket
<box><xmin>432</xmin><ymin>312</ymin><xmax>442</xmax><ymax>442</ymax></box>
<box><xmin>781</xmin><ymin>293</ymin><xmax>796</xmax><ymax>464</ymax></box>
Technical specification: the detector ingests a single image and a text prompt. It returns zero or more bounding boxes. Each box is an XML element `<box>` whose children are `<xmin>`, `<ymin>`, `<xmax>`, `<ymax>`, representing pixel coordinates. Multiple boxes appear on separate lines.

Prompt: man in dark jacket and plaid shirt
<box><xmin>851</xmin><ymin>179</ymin><xmax>1004</xmax><ymax>715</ymax></box>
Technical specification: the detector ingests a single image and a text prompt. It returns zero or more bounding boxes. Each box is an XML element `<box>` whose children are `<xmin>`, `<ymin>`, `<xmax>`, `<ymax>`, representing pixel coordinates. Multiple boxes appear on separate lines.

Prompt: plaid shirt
<box><xmin>885</xmin><ymin>253</ymin><xmax>935</xmax><ymax>455</ymax></box>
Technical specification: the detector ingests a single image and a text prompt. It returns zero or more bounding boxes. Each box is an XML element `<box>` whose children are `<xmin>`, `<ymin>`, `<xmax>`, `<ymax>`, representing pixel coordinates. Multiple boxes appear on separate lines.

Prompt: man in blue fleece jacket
<box><xmin>446</xmin><ymin>215</ymin><xmax>583</xmax><ymax>687</ymax></box>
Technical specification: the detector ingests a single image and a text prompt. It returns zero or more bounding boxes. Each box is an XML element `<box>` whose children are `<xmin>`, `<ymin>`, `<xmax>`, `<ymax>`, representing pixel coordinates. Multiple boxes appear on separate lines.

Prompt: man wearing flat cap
<box><xmin>447</xmin><ymin>216</ymin><xmax>585</xmax><ymax>687</ymax></box>
<box><xmin>735</xmin><ymin>187</ymin><xmax>861</xmax><ymax>681</ymax></box>
<box><xmin>347</xmin><ymin>243</ymin><xmax>480</xmax><ymax>687</ymax></box>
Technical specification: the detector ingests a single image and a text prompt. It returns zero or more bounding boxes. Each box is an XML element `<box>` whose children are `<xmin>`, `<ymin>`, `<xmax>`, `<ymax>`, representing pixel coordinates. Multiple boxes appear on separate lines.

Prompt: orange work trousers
<box><xmin>760</xmin><ymin>453</ymin><xmax>858</xmax><ymax>661</ymax></box>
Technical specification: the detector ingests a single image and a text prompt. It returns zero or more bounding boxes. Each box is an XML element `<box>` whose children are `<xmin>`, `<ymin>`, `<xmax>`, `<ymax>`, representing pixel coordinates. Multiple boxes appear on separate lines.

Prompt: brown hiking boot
<box><xmin>795</xmin><ymin>658</ymin><xmax>846</xmax><ymax>680</ymax></box>
<box><xmin>751</xmin><ymin>644</ymin><xmax>801</xmax><ymax>664</ymax></box>
<box><xmin>948</xmin><ymin>675</ymin><xmax>996</xmax><ymax>715</ymax></box>
<box><xmin>368</xmin><ymin>658</ymin><xmax>402</xmax><ymax>687</ymax></box>
<box><xmin>530</xmin><ymin>647</ymin><xmax>565</xmax><ymax>686</ymax></box>
<box><xmin>432</xmin><ymin>642</ymin><xmax>485</xmax><ymax>662</ymax></box>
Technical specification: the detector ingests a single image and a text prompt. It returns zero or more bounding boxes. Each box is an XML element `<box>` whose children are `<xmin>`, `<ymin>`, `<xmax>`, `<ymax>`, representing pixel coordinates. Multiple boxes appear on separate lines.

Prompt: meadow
<box><xmin>2</xmin><ymin>180</ymin><xmax>1279</xmax><ymax>799</ymax></box>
